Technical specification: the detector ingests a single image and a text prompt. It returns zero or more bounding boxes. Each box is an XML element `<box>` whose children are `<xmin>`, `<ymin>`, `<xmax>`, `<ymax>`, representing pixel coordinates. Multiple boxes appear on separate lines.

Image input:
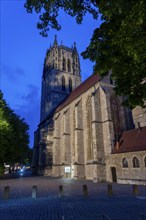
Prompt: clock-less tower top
<box><xmin>40</xmin><ymin>35</ymin><xmax>81</xmax><ymax>122</ymax></box>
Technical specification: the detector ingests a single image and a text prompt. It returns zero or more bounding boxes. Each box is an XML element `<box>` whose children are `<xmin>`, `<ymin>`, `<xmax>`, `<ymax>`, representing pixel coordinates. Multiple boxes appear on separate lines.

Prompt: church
<box><xmin>32</xmin><ymin>36</ymin><xmax>146</xmax><ymax>185</ymax></box>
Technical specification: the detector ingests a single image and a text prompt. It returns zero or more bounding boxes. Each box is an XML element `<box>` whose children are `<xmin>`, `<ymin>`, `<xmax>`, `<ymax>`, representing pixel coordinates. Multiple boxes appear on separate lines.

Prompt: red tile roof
<box><xmin>55</xmin><ymin>74</ymin><xmax>101</xmax><ymax>112</ymax></box>
<box><xmin>112</xmin><ymin>126</ymin><xmax>146</xmax><ymax>154</ymax></box>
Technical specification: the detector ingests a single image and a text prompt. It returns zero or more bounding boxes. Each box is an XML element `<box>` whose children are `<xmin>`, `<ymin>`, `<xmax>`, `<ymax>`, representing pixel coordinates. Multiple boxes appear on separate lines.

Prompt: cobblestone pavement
<box><xmin>0</xmin><ymin>175</ymin><xmax>146</xmax><ymax>220</ymax></box>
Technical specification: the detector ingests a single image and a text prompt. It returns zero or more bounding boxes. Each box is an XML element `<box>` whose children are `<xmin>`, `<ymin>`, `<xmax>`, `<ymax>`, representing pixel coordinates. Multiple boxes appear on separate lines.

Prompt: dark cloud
<box><xmin>21</xmin><ymin>84</ymin><xmax>39</xmax><ymax>104</ymax></box>
<box><xmin>14</xmin><ymin>84</ymin><xmax>40</xmax><ymax>148</ymax></box>
<box><xmin>14</xmin><ymin>67</ymin><xmax>25</xmax><ymax>76</ymax></box>
<box><xmin>1</xmin><ymin>64</ymin><xmax>25</xmax><ymax>81</ymax></box>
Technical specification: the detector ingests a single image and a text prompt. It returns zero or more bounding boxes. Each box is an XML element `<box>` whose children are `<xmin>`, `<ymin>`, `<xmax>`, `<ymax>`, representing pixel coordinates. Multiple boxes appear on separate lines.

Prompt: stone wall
<box><xmin>33</xmin><ymin>74</ymin><xmax>145</xmax><ymax>184</ymax></box>
<box><xmin>132</xmin><ymin>104</ymin><xmax>146</xmax><ymax>128</ymax></box>
<box><xmin>107</xmin><ymin>151</ymin><xmax>146</xmax><ymax>185</ymax></box>
<box><xmin>40</xmin><ymin>41</ymin><xmax>81</xmax><ymax>122</ymax></box>
<box><xmin>50</xmin><ymin>80</ymin><xmax>133</xmax><ymax>181</ymax></box>
<box><xmin>33</xmin><ymin>38</ymin><xmax>146</xmax><ymax>184</ymax></box>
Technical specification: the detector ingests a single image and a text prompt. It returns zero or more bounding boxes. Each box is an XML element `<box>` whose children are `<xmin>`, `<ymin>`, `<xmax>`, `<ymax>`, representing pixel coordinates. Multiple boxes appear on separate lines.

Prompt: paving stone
<box><xmin>0</xmin><ymin>176</ymin><xmax>146</xmax><ymax>220</ymax></box>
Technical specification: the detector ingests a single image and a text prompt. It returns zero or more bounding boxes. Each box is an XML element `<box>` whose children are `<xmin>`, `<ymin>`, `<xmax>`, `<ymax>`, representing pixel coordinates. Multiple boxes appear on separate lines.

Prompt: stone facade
<box><xmin>32</xmin><ymin>37</ymin><xmax>146</xmax><ymax>185</ymax></box>
<box><xmin>107</xmin><ymin>151</ymin><xmax>146</xmax><ymax>185</ymax></box>
<box><xmin>132</xmin><ymin>103</ymin><xmax>146</xmax><ymax>128</ymax></box>
<box><xmin>40</xmin><ymin>35</ymin><xmax>81</xmax><ymax>121</ymax></box>
<box><xmin>50</xmin><ymin>79</ymin><xmax>135</xmax><ymax>182</ymax></box>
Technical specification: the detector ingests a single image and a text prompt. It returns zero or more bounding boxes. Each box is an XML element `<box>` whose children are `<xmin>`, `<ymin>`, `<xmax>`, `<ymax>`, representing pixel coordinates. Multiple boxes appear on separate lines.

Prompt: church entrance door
<box><xmin>111</xmin><ymin>167</ymin><xmax>117</xmax><ymax>182</ymax></box>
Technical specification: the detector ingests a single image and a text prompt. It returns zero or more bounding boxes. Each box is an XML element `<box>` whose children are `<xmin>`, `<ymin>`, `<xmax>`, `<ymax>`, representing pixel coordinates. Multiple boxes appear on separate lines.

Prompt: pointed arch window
<box><xmin>122</xmin><ymin>157</ymin><xmax>128</xmax><ymax>168</ymax></box>
<box><xmin>63</xmin><ymin>57</ymin><xmax>66</xmax><ymax>71</ymax></box>
<box><xmin>144</xmin><ymin>156</ymin><xmax>146</xmax><ymax>167</ymax></box>
<box><xmin>62</xmin><ymin>76</ymin><xmax>66</xmax><ymax>91</ymax></box>
<box><xmin>87</xmin><ymin>97</ymin><xmax>93</xmax><ymax>160</ymax></box>
<box><xmin>67</xmin><ymin>59</ymin><xmax>71</xmax><ymax>72</ymax></box>
<box><xmin>110</xmin><ymin>95</ymin><xmax>122</xmax><ymax>141</ymax></box>
<box><xmin>69</xmin><ymin>78</ymin><xmax>72</xmax><ymax>92</ymax></box>
<box><xmin>132</xmin><ymin>156</ymin><xmax>140</xmax><ymax>168</ymax></box>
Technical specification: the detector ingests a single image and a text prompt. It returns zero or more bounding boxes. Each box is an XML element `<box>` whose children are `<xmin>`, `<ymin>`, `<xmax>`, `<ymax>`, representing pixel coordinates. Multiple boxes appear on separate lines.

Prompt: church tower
<box><xmin>40</xmin><ymin>36</ymin><xmax>81</xmax><ymax>121</ymax></box>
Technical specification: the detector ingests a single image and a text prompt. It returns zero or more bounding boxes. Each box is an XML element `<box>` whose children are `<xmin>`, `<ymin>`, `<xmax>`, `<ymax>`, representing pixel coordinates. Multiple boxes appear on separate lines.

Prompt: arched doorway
<box><xmin>111</xmin><ymin>167</ymin><xmax>117</xmax><ymax>182</ymax></box>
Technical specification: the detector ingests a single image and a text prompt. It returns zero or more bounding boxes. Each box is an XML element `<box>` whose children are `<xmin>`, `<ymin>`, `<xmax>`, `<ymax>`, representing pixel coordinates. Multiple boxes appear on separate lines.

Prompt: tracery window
<box><xmin>69</xmin><ymin>78</ymin><xmax>72</xmax><ymax>92</ymax></box>
<box><xmin>132</xmin><ymin>156</ymin><xmax>140</xmax><ymax>168</ymax></box>
<box><xmin>67</xmin><ymin>59</ymin><xmax>71</xmax><ymax>72</ymax></box>
<box><xmin>63</xmin><ymin>57</ymin><xmax>66</xmax><ymax>71</ymax></box>
<box><xmin>110</xmin><ymin>95</ymin><xmax>122</xmax><ymax>141</ymax></box>
<box><xmin>87</xmin><ymin>97</ymin><xmax>93</xmax><ymax>160</ymax></box>
<box><xmin>122</xmin><ymin>157</ymin><xmax>128</xmax><ymax>168</ymax></box>
<box><xmin>62</xmin><ymin>76</ymin><xmax>66</xmax><ymax>91</ymax></box>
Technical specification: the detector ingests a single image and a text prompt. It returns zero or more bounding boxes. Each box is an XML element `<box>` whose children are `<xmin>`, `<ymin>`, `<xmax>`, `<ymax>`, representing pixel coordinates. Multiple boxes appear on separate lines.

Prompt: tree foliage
<box><xmin>0</xmin><ymin>91</ymin><xmax>30</xmax><ymax>171</ymax></box>
<box><xmin>24</xmin><ymin>0</ymin><xmax>98</xmax><ymax>37</ymax></box>
<box><xmin>24</xmin><ymin>0</ymin><xmax>146</xmax><ymax>108</ymax></box>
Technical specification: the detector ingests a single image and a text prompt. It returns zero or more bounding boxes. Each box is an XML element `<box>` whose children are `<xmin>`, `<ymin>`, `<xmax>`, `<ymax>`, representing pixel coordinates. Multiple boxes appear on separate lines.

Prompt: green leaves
<box><xmin>0</xmin><ymin>91</ymin><xmax>30</xmax><ymax>167</ymax></box>
<box><xmin>82</xmin><ymin>0</ymin><xmax>146</xmax><ymax>108</ymax></box>
<box><xmin>24</xmin><ymin>0</ymin><xmax>98</xmax><ymax>37</ymax></box>
<box><xmin>24</xmin><ymin>0</ymin><xmax>146</xmax><ymax>108</ymax></box>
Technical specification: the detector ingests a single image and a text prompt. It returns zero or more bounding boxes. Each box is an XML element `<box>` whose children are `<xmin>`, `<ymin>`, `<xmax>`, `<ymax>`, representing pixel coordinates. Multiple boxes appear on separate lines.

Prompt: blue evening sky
<box><xmin>0</xmin><ymin>0</ymin><xmax>101</xmax><ymax>147</ymax></box>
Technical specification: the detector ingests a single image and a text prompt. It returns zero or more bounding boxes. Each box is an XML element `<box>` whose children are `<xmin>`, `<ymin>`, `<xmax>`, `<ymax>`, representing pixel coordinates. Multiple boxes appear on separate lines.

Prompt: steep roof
<box><xmin>112</xmin><ymin>126</ymin><xmax>146</xmax><ymax>154</ymax></box>
<box><xmin>55</xmin><ymin>74</ymin><xmax>101</xmax><ymax>113</ymax></box>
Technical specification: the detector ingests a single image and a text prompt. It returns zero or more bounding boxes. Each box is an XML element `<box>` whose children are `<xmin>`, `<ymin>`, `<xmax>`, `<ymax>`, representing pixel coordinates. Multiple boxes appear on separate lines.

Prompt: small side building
<box><xmin>107</xmin><ymin>126</ymin><xmax>146</xmax><ymax>185</ymax></box>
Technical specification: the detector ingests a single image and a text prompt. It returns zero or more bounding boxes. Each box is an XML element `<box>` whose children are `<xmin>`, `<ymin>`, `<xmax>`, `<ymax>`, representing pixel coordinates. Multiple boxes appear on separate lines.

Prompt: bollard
<box><xmin>107</xmin><ymin>183</ymin><xmax>113</xmax><ymax>196</ymax></box>
<box><xmin>32</xmin><ymin>185</ymin><xmax>37</xmax><ymax>198</ymax></box>
<box><xmin>3</xmin><ymin>186</ymin><xmax>10</xmax><ymax>200</ymax></box>
<box><xmin>83</xmin><ymin>184</ymin><xmax>88</xmax><ymax>197</ymax></box>
<box><xmin>132</xmin><ymin>184</ymin><xmax>138</xmax><ymax>196</ymax></box>
<box><xmin>59</xmin><ymin>185</ymin><xmax>64</xmax><ymax>197</ymax></box>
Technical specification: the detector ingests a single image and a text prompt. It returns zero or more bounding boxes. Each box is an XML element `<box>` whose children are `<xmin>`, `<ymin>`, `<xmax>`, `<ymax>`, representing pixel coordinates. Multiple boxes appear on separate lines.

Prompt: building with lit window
<box><xmin>32</xmin><ymin>36</ymin><xmax>146</xmax><ymax>185</ymax></box>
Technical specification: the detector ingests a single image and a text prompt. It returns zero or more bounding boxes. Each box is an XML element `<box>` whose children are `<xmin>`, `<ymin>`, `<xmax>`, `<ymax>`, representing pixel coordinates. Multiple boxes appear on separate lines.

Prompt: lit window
<box><xmin>62</xmin><ymin>76</ymin><xmax>65</xmax><ymax>91</ymax></box>
<box><xmin>132</xmin><ymin>156</ymin><xmax>140</xmax><ymax>168</ymax></box>
<box><xmin>122</xmin><ymin>157</ymin><xmax>128</xmax><ymax>168</ymax></box>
